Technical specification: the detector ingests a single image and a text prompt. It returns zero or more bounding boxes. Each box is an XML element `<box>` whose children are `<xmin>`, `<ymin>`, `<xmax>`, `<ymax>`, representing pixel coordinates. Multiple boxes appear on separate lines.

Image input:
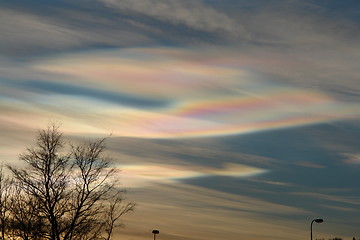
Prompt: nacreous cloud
<box><xmin>30</xmin><ymin>48</ymin><xmax>360</xmax><ymax>138</ymax></box>
<box><xmin>115</xmin><ymin>163</ymin><xmax>267</xmax><ymax>187</ymax></box>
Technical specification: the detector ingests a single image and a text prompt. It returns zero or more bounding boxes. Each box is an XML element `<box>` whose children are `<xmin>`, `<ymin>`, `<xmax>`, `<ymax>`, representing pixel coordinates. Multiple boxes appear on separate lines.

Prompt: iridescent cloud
<box><xmin>342</xmin><ymin>153</ymin><xmax>360</xmax><ymax>164</ymax></box>
<box><xmin>3</xmin><ymin>48</ymin><xmax>358</xmax><ymax>139</ymax></box>
<box><xmin>117</xmin><ymin>163</ymin><xmax>267</xmax><ymax>187</ymax></box>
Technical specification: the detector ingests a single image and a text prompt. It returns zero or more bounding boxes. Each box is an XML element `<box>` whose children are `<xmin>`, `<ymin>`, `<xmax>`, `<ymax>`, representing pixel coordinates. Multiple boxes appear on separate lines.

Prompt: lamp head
<box><xmin>314</xmin><ymin>219</ymin><xmax>324</xmax><ymax>223</ymax></box>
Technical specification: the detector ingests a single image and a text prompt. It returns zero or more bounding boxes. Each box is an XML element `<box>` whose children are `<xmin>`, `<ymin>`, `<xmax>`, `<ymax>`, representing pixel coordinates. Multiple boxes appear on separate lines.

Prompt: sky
<box><xmin>1</xmin><ymin>0</ymin><xmax>360</xmax><ymax>240</ymax></box>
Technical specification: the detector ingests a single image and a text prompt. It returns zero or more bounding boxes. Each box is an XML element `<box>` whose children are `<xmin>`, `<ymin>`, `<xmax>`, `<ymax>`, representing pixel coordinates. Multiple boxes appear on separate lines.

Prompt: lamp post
<box><xmin>152</xmin><ymin>230</ymin><xmax>159</xmax><ymax>240</ymax></box>
<box><xmin>311</xmin><ymin>219</ymin><xmax>324</xmax><ymax>240</ymax></box>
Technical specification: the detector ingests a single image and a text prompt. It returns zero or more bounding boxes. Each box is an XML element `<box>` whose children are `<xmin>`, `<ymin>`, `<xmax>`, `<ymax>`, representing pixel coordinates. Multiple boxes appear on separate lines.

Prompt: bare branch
<box><xmin>5</xmin><ymin>124</ymin><xmax>134</xmax><ymax>240</ymax></box>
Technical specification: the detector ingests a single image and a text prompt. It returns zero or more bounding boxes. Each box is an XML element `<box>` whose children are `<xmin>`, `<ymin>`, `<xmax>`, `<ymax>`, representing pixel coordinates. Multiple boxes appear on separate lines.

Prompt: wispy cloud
<box><xmin>99</xmin><ymin>0</ymin><xmax>244</xmax><ymax>36</ymax></box>
<box><xmin>0</xmin><ymin>8</ymin><xmax>151</xmax><ymax>55</ymax></box>
<box><xmin>0</xmin><ymin>9</ymin><xmax>83</xmax><ymax>53</ymax></box>
<box><xmin>122</xmin><ymin>182</ymin><xmax>308</xmax><ymax>240</ymax></box>
<box><xmin>342</xmin><ymin>153</ymin><xmax>360</xmax><ymax>164</ymax></box>
<box><xmin>292</xmin><ymin>191</ymin><xmax>360</xmax><ymax>207</ymax></box>
<box><xmin>295</xmin><ymin>161</ymin><xmax>326</xmax><ymax>169</ymax></box>
<box><xmin>116</xmin><ymin>163</ymin><xmax>267</xmax><ymax>187</ymax></box>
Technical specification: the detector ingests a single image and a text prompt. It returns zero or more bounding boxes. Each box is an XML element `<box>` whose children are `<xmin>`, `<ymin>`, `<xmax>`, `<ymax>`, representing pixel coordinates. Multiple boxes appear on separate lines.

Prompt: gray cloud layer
<box><xmin>1</xmin><ymin>0</ymin><xmax>360</xmax><ymax>56</ymax></box>
<box><xmin>100</xmin><ymin>0</ymin><xmax>244</xmax><ymax>35</ymax></box>
<box><xmin>0</xmin><ymin>8</ymin><xmax>151</xmax><ymax>55</ymax></box>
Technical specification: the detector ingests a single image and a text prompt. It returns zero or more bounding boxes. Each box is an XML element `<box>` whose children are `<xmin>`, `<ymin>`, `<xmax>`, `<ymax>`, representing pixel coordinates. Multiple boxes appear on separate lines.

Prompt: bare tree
<box><xmin>6</xmin><ymin>125</ymin><xmax>135</xmax><ymax>240</ymax></box>
<box><xmin>0</xmin><ymin>166</ymin><xmax>11</xmax><ymax>240</ymax></box>
<box><xmin>7</xmin><ymin>184</ymin><xmax>46</xmax><ymax>240</ymax></box>
<box><xmin>103</xmin><ymin>192</ymin><xmax>135</xmax><ymax>240</ymax></box>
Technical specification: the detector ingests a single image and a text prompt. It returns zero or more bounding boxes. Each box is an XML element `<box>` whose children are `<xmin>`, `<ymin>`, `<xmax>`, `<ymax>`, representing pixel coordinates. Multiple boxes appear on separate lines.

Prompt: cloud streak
<box><xmin>100</xmin><ymin>0</ymin><xmax>243</xmax><ymax>36</ymax></box>
<box><xmin>122</xmin><ymin>182</ymin><xmax>308</xmax><ymax>240</ymax></box>
<box><xmin>116</xmin><ymin>163</ymin><xmax>267</xmax><ymax>187</ymax></box>
<box><xmin>0</xmin><ymin>9</ymin><xmax>84</xmax><ymax>53</ymax></box>
<box><xmin>0</xmin><ymin>7</ymin><xmax>151</xmax><ymax>55</ymax></box>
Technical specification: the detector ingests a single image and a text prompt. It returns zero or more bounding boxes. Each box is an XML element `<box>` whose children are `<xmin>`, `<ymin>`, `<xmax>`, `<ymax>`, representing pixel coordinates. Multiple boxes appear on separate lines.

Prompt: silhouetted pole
<box><xmin>311</xmin><ymin>219</ymin><xmax>324</xmax><ymax>240</ymax></box>
<box><xmin>152</xmin><ymin>230</ymin><xmax>159</xmax><ymax>240</ymax></box>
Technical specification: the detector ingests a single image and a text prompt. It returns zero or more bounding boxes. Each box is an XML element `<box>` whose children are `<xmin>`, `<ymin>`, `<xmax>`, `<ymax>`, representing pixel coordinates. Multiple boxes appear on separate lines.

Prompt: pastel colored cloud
<box><xmin>295</xmin><ymin>161</ymin><xmax>326</xmax><ymax>169</ymax></box>
<box><xmin>342</xmin><ymin>153</ymin><xmax>360</xmax><ymax>164</ymax></box>
<box><xmin>33</xmin><ymin>48</ymin><xmax>244</xmax><ymax>100</ymax></box>
<box><xmin>29</xmin><ymin>48</ymin><xmax>360</xmax><ymax>139</ymax></box>
<box><xmin>117</xmin><ymin>163</ymin><xmax>267</xmax><ymax>186</ymax></box>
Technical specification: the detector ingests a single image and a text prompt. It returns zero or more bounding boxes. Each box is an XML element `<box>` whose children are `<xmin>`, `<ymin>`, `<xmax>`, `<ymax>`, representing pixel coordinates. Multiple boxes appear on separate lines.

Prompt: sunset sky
<box><xmin>1</xmin><ymin>0</ymin><xmax>360</xmax><ymax>240</ymax></box>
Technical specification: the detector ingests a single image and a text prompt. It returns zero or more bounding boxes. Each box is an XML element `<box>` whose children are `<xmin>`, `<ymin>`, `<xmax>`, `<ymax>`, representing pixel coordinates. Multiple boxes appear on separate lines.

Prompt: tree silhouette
<box><xmin>3</xmin><ymin>125</ymin><xmax>135</xmax><ymax>240</ymax></box>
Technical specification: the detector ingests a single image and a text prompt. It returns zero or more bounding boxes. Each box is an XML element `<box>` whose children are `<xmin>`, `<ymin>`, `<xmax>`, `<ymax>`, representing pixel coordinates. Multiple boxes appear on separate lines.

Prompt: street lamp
<box><xmin>311</xmin><ymin>219</ymin><xmax>324</xmax><ymax>240</ymax></box>
<box><xmin>152</xmin><ymin>230</ymin><xmax>159</xmax><ymax>240</ymax></box>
